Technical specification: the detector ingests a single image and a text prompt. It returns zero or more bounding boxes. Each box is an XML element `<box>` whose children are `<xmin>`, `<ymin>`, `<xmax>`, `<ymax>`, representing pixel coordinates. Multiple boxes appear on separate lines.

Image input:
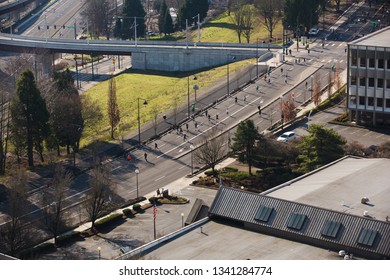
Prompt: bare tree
<box><xmin>82</xmin><ymin>0</ymin><xmax>114</xmax><ymax>39</ymax></box>
<box><xmin>313</xmin><ymin>74</ymin><xmax>322</xmax><ymax>106</ymax></box>
<box><xmin>107</xmin><ymin>77</ymin><xmax>120</xmax><ymax>139</ymax></box>
<box><xmin>327</xmin><ymin>69</ymin><xmax>333</xmax><ymax>100</ymax></box>
<box><xmin>194</xmin><ymin>127</ymin><xmax>227</xmax><ymax>174</ymax></box>
<box><xmin>280</xmin><ymin>96</ymin><xmax>296</xmax><ymax>123</ymax></box>
<box><xmin>230</xmin><ymin>1</ymin><xmax>245</xmax><ymax>43</ymax></box>
<box><xmin>0</xmin><ymin>89</ymin><xmax>10</xmax><ymax>175</ymax></box>
<box><xmin>0</xmin><ymin>171</ymin><xmax>31</xmax><ymax>256</ymax></box>
<box><xmin>41</xmin><ymin>165</ymin><xmax>73</xmax><ymax>245</ymax></box>
<box><xmin>150</xmin><ymin>103</ymin><xmax>159</xmax><ymax>136</ymax></box>
<box><xmin>333</xmin><ymin>64</ymin><xmax>342</xmax><ymax>92</ymax></box>
<box><xmin>242</xmin><ymin>5</ymin><xmax>254</xmax><ymax>43</ymax></box>
<box><xmin>84</xmin><ymin>162</ymin><xmax>113</xmax><ymax>229</ymax></box>
<box><xmin>254</xmin><ymin>0</ymin><xmax>281</xmax><ymax>39</ymax></box>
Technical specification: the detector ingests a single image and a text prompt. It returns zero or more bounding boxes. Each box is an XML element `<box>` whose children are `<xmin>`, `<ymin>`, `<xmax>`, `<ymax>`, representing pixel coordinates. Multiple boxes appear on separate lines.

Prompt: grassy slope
<box><xmin>81</xmin><ymin>7</ymin><xmax>281</xmax><ymax>146</ymax></box>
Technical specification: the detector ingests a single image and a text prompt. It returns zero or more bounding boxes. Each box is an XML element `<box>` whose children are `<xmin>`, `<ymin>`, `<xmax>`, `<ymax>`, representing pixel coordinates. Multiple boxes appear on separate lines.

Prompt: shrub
<box><xmin>149</xmin><ymin>196</ymin><xmax>158</xmax><ymax>204</ymax></box>
<box><xmin>222</xmin><ymin>171</ymin><xmax>252</xmax><ymax>181</ymax></box>
<box><xmin>204</xmin><ymin>169</ymin><xmax>218</xmax><ymax>176</ymax></box>
<box><xmin>222</xmin><ymin>166</ymin><xmax>239</xmax><ymax>173</ymax></box>
<box><xmin>56</xmin><ymin>231</ymin><xmax>82</xmax><ymax>245</ymax></box>
<box><xmin>95</xmin><ymin>213</ymin><xmax>123</xmax><ymax>228</ymax></box>
<box><xmin>122</xmin><ymin>208</ymin><xmax>134</xmax><ymax>217</ymax></box>
<box><xmin>132</xmin><ymin>203</ymin><xmax>142</xmax><ymax>212</ymax></box>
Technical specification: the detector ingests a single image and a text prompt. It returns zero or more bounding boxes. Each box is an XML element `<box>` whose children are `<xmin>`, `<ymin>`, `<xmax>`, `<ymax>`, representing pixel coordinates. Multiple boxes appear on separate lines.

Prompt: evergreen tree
<box><xmin>177</xmin><ymin>0</ymin><xmax>209</xmax><ymax>30</ymax></box>
<box><xmin>158</xmin><ymin>0</ymin><xmax>168</xmax><ymax>34</ymax></box>
<box><xmin>283</xmin><ymin>0</ymin><xmax>320</xmax><ymax>32</ymax></box>
<box><xmin>163</xmin><ymin>7</ymin><xmax>174</xmax><ymax>35</ymax></box>
<box><xmin>232</xmin><ymin>120</ymin><xmax>261</xmax><ymax>175</ymax></box>
<box><xmin>46</xmin><ymin>69</ymin><xmax>83</xmax><ymax>156</ymax></box>
<box><xmin>121</xmin><ymin>0</ymin><xmax>146</xmax><ymax>39</ymax></box>
<box><xmin>10</xmin><ymin>70</ymin><xmax>50</xmax><ymax>167</ymax></box>
<box><xmin>297</xmin><ymin>124</ymin><xmax>346</xmax><ymax>172</ymax></box>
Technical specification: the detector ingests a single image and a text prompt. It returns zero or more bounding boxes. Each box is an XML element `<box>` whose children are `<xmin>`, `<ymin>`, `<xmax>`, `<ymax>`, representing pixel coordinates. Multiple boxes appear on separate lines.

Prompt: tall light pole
<box><xmin>185</xmin><ymin>19</ymin><xmax>188</xmax><ymax>49</ymax></box>
<box><xmin>192</xmin><ymin>13</ymin><xmax>200</xmax><ymax>43</ymax></box>
<box><xmin>135</xmin><ymin>97</ymin><xmax>148</xmax><ymax>147</ymax></box>
<box><xmin>135</xmin><ymin>169</ymin><xmax>139</xmax><ymax>198</ymax></box>
<box><xmin>190</xmin><ymin>144</ymin><xmax>194</xmax><ymax>175</ymax></box>
<box><xmin>187</xmin><ymin>75</ymin><xmax>197</xmax><ymax>117</ymax></box>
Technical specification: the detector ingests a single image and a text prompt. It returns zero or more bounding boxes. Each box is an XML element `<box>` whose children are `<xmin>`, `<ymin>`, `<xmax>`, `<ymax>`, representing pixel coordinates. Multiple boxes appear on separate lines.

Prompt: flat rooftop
<box><xmin>142</xmin><ymin>157</ymin><xmax>390</xmax><ymax>260</ymax></box>
<box><xmin>267</xmin><ymin>157</ymin><xmax>390</xmax><ymax>222</ymax></box>
<box><xmin>349</xmin><ymin>26</ymin><xmax>390</xmax><ymax>48</ymax></box>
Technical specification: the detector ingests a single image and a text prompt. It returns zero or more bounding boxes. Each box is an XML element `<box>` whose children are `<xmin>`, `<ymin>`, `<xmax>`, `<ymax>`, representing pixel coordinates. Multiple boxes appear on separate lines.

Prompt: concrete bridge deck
<box><xmin>0</xmin><ymin>33</ymin><xmax>279</xmax><ymax>71</ymax></box>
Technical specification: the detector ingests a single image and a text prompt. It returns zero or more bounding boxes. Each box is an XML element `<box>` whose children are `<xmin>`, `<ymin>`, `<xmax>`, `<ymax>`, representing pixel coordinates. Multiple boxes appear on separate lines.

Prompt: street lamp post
<box><xmin>190</xmin><ymin>145</ymin><xmax>194</xmax><ymax>175</ymax></box>
<box><xmin>181</xmin><ymin>213</ymin><xmax>184</xmax><ymax>227</ymax></box>
<box><xmin>97</xmin><ymin>246</ymin><xmax>101</xmax><ymax>260</ymax></box>
<box><xmin>193</xmin><ymin>84</ymin><xmax>199</xmax><ymax>101</ymax></box>
<box><xmin>135</xmin><ymin>169</ymin><xmax>139</xmax><ymax>198</ymax></box>
<box><xmin>134</xmin><ymin>97</ymin><xmax>148</xmax><ymax>147</ymax></box>
<box><xmin>187</xmin><ymin>75</ymin><xmax>197</xmax><ymax>117</ymax></box>
<box><xmin>192</xmin><ymin>13</ymin><xmax>200</xmax><ymax>43</ymax></box>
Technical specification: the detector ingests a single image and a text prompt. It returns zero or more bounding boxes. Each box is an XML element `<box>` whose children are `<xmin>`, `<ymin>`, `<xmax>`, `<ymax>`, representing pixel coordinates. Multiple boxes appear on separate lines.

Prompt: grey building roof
<box><xmin>209</xmin><ymin>186</ymin><xmax>390</xmax><ymax>259</ymax></box>
<box><xmin>348</xmin><ymin>25</ymin><xmax>390</xmax><ymax>48</ymax></box>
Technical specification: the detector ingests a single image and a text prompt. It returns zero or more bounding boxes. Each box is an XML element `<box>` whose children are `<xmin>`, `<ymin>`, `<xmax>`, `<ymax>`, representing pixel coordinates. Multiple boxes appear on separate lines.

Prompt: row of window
<box><xmin>254</xmin><ymin>206</ymin><xmax>378</xmax><ymax>247</ymax></box>
<box><xmin>351</xmin><ymin>56</ymin><xmax>390</xmax><ymax>69</ymax></box>
<box><xmin>350</xmin><ymin>77</ymin><xmax>390</xmax><ymax>88</ymax></box>
<box><xmin>350</xmin><ymin>96</ymin><xmax>390</xmax><ymax>108</ymax></box>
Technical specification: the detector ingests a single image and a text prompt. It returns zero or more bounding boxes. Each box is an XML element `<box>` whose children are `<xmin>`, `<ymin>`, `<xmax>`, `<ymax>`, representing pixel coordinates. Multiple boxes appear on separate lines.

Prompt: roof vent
<box><xmin>361</xmin><ymin>197</ymin><xmax>369</xmax><ymax>204</ymax></box>
<box><xmin>363</xmin><ymin>211</ymin><xmax>369</xmax><ymax>217</ymax></box>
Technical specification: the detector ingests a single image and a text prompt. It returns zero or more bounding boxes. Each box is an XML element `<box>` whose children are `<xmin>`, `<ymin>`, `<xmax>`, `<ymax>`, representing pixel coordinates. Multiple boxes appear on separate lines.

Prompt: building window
<box><xmin>360</xmin><ymin>57</ymin><xmax>366</xmax><ymax>67</ymax></box>
<box><xmin>387</xmin><ymin>60</ymin><xmax>390</xmax><ymax>69</ymax></box>
<box><xmin>377</xmin><ymin>98</ymin><xmax>383</xmax><ymax>107</ymax></box>
<box><xmin>378</xmin><ymin>79</ymin><xmax>384</xmax><ymax>88</ymax></box>
<box><xmin>369</xmin><ymin>78</ymin><xmax>375</xmax><ymax>87</ymax></box>
<box><xmin>351</xmin><ymin>50</ymin><xmax>357</xmax><ymax>66</ymax></box>
<box><xmin>368</xmin><ymin>97</ymin><xmax>374</xmax><ymax>106</ymax></box>
<box><xmin>351</xmin><ymin>76</ymin><xmax>357</xmax><ymax>85</ymax></box>
<box><xmin>359</xmin><ymin>96</ymin><xmax>365</xmax><ymax>105</ymax></box>
<box><xmin>350</xmin><ymin>96</ymin><xmax>356</xmax><ymax>105</ymax></box>
<box><xmin>386</xmin><ymin>99</ymin><xmax>390</xmax><ymax>108</ymax></box>
<box><xmin>369</xmin><ymin>58</ymin><xmax>375</xmax><ymax>68</ymax></box>
<box><xmin>386</xmin><ymin>80</ymin><xmax>390</xmax><ymax>89</ymax></box>
<box><xmin>359</xmin><ymin>77</ymin><xmax>366</xmax><ymax>86</ymax></box>
<box><xmin>378</xmin><ymin>59</ymin><xmax>384</xmax><ymax>68</ymax></box>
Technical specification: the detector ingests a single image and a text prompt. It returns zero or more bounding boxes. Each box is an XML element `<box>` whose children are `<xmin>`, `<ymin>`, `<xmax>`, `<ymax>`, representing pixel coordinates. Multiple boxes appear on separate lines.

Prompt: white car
<box><xmin>308</xmin><ymin>28</ymin><xmax>319</xmax><ymax>36</ymax></box>
<box><xmin>277</xmin><ymin>131</ymin><xmax>298</xmax><ymax>142</ymax></box>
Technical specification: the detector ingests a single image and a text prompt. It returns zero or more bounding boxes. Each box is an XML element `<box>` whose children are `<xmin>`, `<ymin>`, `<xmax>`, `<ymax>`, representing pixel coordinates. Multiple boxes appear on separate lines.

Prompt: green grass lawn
<box><xmin>80</xmin><ymin>6</ymin><xmax>283</xmax><ymax>146</ymax></box>
<box><xmin>81</xmin><ymin>60</ymin><xmax>253</xmax><ymax>146</ymax></box>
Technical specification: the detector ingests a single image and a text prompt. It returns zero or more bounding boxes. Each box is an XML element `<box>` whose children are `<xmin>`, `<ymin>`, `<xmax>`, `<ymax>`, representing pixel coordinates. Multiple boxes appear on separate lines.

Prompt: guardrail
<box><xmin>115</xmin><ymin>217</ymin><xmax>209</xmax><ymax>260</ymax></box>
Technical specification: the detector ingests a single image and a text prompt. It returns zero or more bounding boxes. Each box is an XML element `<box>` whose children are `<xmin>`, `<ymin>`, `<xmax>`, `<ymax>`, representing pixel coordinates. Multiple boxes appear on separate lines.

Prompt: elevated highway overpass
<box><xmin>0</xmin><ymin>33</ymin><xmax>279</xmax><ymax>71</ymax></box>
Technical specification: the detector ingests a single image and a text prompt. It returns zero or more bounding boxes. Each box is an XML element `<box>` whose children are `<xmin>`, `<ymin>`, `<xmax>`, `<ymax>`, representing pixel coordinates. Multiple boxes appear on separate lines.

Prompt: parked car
<box><xmin>277</xmin><ymin>131</ymin><xmax>298</xmax><ymax>142</ymax></box>
<box><xmin>308</xmin><ymin>28</ymin><xmax>320</xmax><ymax>36</ymax></box>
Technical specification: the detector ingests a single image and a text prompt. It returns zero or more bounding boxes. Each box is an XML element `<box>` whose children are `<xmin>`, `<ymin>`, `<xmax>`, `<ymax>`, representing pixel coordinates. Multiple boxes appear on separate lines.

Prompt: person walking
<box><xmin>144</xmin><ymin>152</ymin><xmax>148</xmax><ymax>161</ymax></box>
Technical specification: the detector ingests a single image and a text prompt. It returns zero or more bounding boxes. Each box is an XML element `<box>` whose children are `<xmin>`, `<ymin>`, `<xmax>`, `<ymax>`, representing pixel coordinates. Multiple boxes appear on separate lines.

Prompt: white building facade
<box><xmin>347</xmin><ymin>26</ymin><xmax>390</xmax><ymax>126</ymax></box>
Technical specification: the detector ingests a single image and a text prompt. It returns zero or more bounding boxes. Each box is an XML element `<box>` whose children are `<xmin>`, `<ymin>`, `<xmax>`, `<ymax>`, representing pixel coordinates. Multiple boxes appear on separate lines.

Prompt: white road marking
<box><xmin>155</xmin><ymin>176</ymin><xmax>166</xmax><ymax>181</ymax></box>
